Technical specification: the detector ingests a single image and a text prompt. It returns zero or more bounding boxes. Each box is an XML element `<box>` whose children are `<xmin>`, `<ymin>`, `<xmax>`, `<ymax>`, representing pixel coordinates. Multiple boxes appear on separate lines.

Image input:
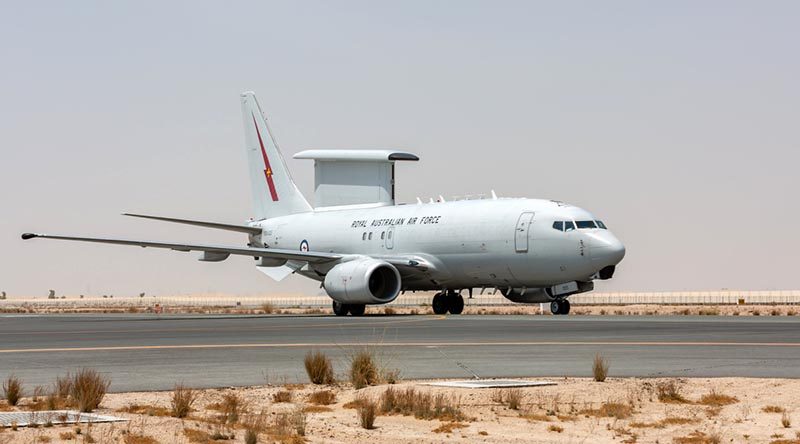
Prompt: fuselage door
<box><xmin>514</xmin><ymin>212</ymin><xmax>534</xmax><ymax>253</ymax></box>
<box><xmin>385</xmin><ymin>226</ymin><xmax>395</xmax><ymax>250</ymax></box>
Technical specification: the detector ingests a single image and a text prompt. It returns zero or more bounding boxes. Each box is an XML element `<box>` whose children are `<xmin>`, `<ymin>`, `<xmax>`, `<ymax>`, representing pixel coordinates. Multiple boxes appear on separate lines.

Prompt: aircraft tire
<box><xmin>332</xmin><ymin>301</ymin><xmax>349</xmax><ymax>316</ymax></box>
<box><xmin>562</xmin><ymin>299</ymin><xmax>571</xmax><ymax>315</ymax></box>
<box><xmin>432</xmin><ymin>293</ymin><xmax>448</xmax><ymax>315</ymax></box>
<box><xmin>349</xmin><ymin>304</ymin><xmax>366</xmax><ymax>316</ymax></box>
<box><xmin>448</xmin><ymin>294</ymin><xmax>464</xmax><ymax>315</ymax></box>
<box><xmin>550</xmin><ymin>300</ymin><xmax>562</xmax><ymax>315</ymax></box>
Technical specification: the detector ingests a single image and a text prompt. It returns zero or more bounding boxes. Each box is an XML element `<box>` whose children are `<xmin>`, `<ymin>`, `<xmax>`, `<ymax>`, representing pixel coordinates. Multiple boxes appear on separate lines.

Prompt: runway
<box><xmin>1</xmin><ymin>314</ymin><xmax>798</xmax><ymax>392</ymax></box>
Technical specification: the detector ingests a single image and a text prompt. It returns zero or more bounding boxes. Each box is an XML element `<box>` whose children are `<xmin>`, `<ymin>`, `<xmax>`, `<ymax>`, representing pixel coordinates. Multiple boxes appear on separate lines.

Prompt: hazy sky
<box><xmin>2</xmin><ymin>1</ymin><xmax>798</xmax><ymax>297</ymax></box>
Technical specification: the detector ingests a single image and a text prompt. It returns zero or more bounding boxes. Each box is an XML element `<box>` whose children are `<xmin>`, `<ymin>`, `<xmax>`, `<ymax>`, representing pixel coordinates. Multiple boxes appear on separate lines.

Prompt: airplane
<box><xmin>21</xmin><ymin>91</ymin><xmax>625</xmax><ymax>316</ymax></box>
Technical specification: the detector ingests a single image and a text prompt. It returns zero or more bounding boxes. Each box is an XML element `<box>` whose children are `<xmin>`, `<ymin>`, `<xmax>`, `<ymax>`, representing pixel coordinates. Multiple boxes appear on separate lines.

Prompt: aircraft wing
<box><xmin>20</xmin><ymin>233</ymin><xmax>340</xmax><ymax>263</ymax></box>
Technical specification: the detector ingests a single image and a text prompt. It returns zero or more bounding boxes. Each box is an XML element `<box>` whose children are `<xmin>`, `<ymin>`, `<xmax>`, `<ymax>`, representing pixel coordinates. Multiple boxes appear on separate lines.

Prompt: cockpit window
<box><xmin>596</xmin><ymin>220</ymin><xmax>607</xmax><ymax>229</ymax></box>
<box><xmin>552</xmin><ymin>221</ymin><xmax>564</xmax><ymax>231</ymax></box>
<box><xmin>576</xmin><ymin>220</ymin><xmax>597</xmax><ymax>229</ymax></box>
<box><xmin>564</xmin><ymin>221</ymin><xmax>576</xmax><ymax>231</ymax></box>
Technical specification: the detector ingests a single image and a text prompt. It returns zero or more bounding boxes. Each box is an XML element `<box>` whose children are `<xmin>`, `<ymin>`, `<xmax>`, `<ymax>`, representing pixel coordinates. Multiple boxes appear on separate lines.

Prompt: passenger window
<box><xmin>552</xmin><ymin>221</ymin><xmax>564</xmax><ymax>231</ymax></box>
<box><xmin>381</xmin><ymin>231</ymin><xmax>385</xmax><ymax>240</ymax></box>
<box><xmin>362</xmin><ymin>232</ymin><xmax>366</xmax><ymax>240</ymax></box>
<box><xmin>576</xmin><ymin>220</ymin><xmax>596</xmax><ymax>229</ymax></box>
<box><xmin>596</xmin><ymin>220</ymin><xmax>607</xmax><ymax>229</ymax></box>
<box><xmin>564</xmin><ymin>221</ymin><xmax>576</xmax><ymax>231</ymax></box>
<box><xmin>388</xmin><ymin>231</ymin><xmax>393</xmax><ymax>239</ymax></box>
<box><xmin>368</xmin><ymin>232</ymin><xmax>373</xmax><ymax>240</ymax></box>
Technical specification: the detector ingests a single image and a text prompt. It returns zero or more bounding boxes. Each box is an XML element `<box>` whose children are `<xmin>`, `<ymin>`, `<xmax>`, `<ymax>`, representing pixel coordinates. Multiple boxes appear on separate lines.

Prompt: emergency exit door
<box><xmin>514</xmin><ymin>212</ymin><xmax>534</xmax><ymax>253</ymax></box>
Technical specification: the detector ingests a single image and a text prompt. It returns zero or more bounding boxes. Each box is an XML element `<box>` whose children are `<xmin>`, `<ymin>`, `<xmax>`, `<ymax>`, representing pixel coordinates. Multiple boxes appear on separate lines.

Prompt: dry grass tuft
<box><xmin>303</xmin><ymin>405</ymin><xmax>333</xmax><ymax>413</ymax></box>
<box><xmin>183</xmin><ymin>428</ymin><xmax>213</xmax><ymax>443</ymax></box>
<box><xmin>698</xmin><ymin>389</ymin><xmax>738</xmax><ymax>406</ymax></box>
<box><xmin>116</xmin><ymin>403</ymin><xmax>171</xmax><ymax>417</ymax></box>
<box><xmin>59</xmin><ymin>431</ymin><xmax>76</xmax><ymax>440</ymax></box>
<box><xmin>656</xmin><ymin>381</ymin><xmax>689</xmax><ymax>403</ymax></box>
<box><xmin>764</xmin><ymin>405</ymin><xmax>787</xmax><ymax>413</ymax></box>
<box><xmin>357</xmin><ymin>396</ymin><xmax>377</xmax><ymax>429</ymax></box>
<box><xmin>261</xmin><ymin>302</ymin><xmax>275</xmax><ymax>314</ymax></box>
<box><xmin>304</xmin><ymin>350</ymin><xmax>335</xmax><ymax>385</ymax></box>
<box><xmin>379</xmin><ymin>386</ymin><xmax>464</xmax><ymax>421</ymax></box>
<box><xmin>308</xmin><ymin>390</ymin><xmax>336</xmax><ymax>405</ymax></box>
<box><xmin>273</xmin><ymin>390</ymin><xmax>294</xmax><ymax>403</ymax></box>
<box><xmin>505</xmin><ymin>388</ymin><xmax>524</xmax><ymax>410</ymax></box>
<box><xmin>580</xmin><ymin>402</ymin><xmax>633</xmax><ymax>419</ymax></box>
<box><xmin>630</xmin><ymin>416</ymin><xmax>699</xmax><ymax>429</ymax></box>
<box><xmin>548</xmin><ymin>424</ymin><xmax>564</xmax><ymax>433</ymax></box>
<box><xmin>210</xmin><ymin>392</ymin><xmax>246</xmax><ymax>425</ymax></box>
<box><xmin>3</xmin><ymin>374</ymin><xmax>23</xmax><ymax>406</ymax></box>
<box><xmin>782</xmin><ymin>411</ymin><xmax>792</xmax><ymax>428</ymax></box>
<box><xmin>170</xmin><ymin>384</ymin><xmax>197</xmax><ymax>418</ymax></box>
<box><xmin>271</xmin><ymin>407</ymin><xmax>307</xmax><ymax>440</ymax></box>
<box><xmin>122</xmin><ymin>434</ymin><xmax>158</xmax><ymax>444</ymax></box>
<box><xmin>433</xmin><ymin>422</ymin><xmax>468</xmax><ymax>433</ymax></box>
<box><xmin>349</xmin><ymin>349</ymin><xmax>379</xmax><ymax>389</ymax></box>
<box><xmin>69</xmin><ymin>369</ymin><xmax>110</xmax><ymax>412</ymax></box>
<box><xmin>384</xmin><ymin>307</ymin><xmax>396</xmax><ymax>315</ymax></box>
<box><xmin>520</xmin><ymin>411</ymin><xmax>552</xmax><ymax>422</ymax></box>
<box><xmin>673</xmin><ymin>431</ymin><xmax>721</xmax><ymax>444</ymax></box>
<box><xmin>593</xmin><ymin>353</ymin><xmax>609</xmax><ymax>382</ymax></box>
<box><xmin>343</xmin><ymin>399</ymin><xmax>364</xmax><ymax>409</ymax></box>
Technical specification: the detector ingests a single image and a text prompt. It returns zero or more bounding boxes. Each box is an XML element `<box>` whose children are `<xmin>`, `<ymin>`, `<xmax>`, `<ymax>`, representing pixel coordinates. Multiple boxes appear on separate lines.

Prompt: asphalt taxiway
<box><xmin>1</xmin><ymin>314</ymin><xmax>798</xmax><ymax>391</ymax></box>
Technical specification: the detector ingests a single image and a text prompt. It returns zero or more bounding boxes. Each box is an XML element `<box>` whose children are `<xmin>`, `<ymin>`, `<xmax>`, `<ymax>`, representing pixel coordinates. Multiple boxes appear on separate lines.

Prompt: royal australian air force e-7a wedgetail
<box><xmin>22</xmin><ymin>92</ymin><xmax>625</xmax><ymax>316</ymax></box>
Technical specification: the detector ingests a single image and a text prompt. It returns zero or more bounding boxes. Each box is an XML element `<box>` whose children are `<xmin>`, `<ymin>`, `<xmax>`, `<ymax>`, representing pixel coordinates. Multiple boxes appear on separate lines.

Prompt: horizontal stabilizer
<box><xmin>123</xmin><ymin>213</ymin><xmax>262</xmax><ymax>235</ymax></box>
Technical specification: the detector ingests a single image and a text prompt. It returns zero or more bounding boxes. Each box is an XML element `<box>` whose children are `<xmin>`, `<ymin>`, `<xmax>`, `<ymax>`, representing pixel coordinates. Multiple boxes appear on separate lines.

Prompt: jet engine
<box><xmin>323</xmin><ymin>258</ymin><xmax>401</xmax><ymax>305</ymax></box>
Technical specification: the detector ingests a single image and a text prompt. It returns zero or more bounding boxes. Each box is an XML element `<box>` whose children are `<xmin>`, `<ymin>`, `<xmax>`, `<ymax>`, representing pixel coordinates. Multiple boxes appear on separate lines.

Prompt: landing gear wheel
<box><xmin>349</xmin><ymin>304</ymin><xmax>366</xmax><ymax>316</ymax></box>
<box><xmin>432</xmin><ymin>292</ymin><xmax>448</xmax><ymax>315</ymax></box>
<box><xmin>332</xmin><ymin>301</ymin><xmax>349</xmax><ymax>316</ymax></box>
<box><xmin>447</xmin><ymin>294</ymin><xmax>464</xmax><ymax>315</ymax></box>
<box><xmin>550</xmin><ymin>299</ymin><xmax>570</xmax><ymax>315</ymax></box>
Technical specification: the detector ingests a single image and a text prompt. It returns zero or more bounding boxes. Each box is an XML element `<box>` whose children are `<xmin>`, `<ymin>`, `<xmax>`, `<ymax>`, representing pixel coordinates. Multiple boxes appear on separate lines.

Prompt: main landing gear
<box><xmin>432</xmin><ymin>290</ymin><xmax>464</xmax><ymax>315</ymax></box>
<box><xmin>332</xmin><ymin>301</ymin><xmax>366</xmax><ymax>316</ymax></box>
<box><xmin>550</xmin><ymin>299</ymin><xmax>571</xmax><ymax>315</ymax></box>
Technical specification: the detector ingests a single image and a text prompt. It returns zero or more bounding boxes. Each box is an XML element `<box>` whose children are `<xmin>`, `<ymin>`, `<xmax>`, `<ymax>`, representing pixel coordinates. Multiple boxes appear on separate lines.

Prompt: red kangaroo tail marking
<box><xmin>252</xmin><ymin>114</ymin><xmax>279</xmax><ymax>202</ymax></box>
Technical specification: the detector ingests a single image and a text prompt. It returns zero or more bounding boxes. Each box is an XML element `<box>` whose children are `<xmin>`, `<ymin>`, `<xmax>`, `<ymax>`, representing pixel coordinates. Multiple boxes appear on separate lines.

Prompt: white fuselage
<box><xmin>253</xmin><ymin>198</ymin><xmax>625</xmax><ymax>292</ymax></box>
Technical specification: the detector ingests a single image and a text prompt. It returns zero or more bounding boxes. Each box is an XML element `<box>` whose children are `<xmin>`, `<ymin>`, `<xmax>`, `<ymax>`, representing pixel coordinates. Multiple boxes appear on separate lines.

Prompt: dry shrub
<box><xmin>548</xmin><ymin>425</ymin><xmax>564</xmax><ymax>433</ymax></box>
<box><xmin>273</xmin><ymin>390</ymin><xmax>293</xmax><ymax>403</ymax></box>
<box><xmin>3</xmin><ymin>374</ymin><xmax>23</xmax><ymax>406</ymax></box>
<box><xmin>630</xmin><ymin>416</ymin><xmax>698</xmax><ymax>429</ymax></box>
<box><xmin>304</xmin><ymin>351</ymin><xmax>335</xmax><ymax>385</ymax></box>
<box><xmin>580</xmin><ymin>402</ymin><xmax>632</xmax><ymax>419</ymax></box>
<box><xmin>38</xmin><ymin>437</ymin><xmax>52</xmax><ymax>443</ymax></box>
<box><xmin>764</xmin><ymin>405</ymin><xmax>786</xmax><ymax>413</ymax></box>
<box><xmin>673</xmin><ymin>431</ymin><xmax>721</xmax><ymax>444</ymax></box>
<box><xmin>698</xmin><ymin>389</ymin><xmax>738</xmax><ymax>406</ymax></box>
<box><xmin>520</xmin><ymin>411</ymin><xmax>551</xmax><ymax>422</ymax></box>
<box><xmin>656</xmin><ymin>381</ymin><xmax>688</xmax><ymax>403</ymax></box>
<box><xmin>59</xmin><ymin>431</ymin><xmax>75</xmax><ymax>440</ymax></box>
<box><xmin>70</xmin><ymin>369</ymin><xmax>110</xmax><ymax>412</ymax></box>
<box><xmin>116</xmin><ymin>404</ymin><xmax>170</xmax><ymax>417</ymax></box>
<box><xmin>308</xmin><ymin>390</ymin><xmax>335</xmax><ymax>405</ymax></box>
<box><xmin>343</xmin><ymin>399</ymin><xmax>364</xmax><ymax>409</ymax></box>
<box><xmin>505</xmin><ymin>388</ymin><xmax>524</xmax><ymax>410</ymax></box>
<box><xmin>170</xmin><ymin>384</ymin><xmax>197</xmax><ymax>418</ymax></box>
<box><xmin>262</xmin><ymin>303</ymin><xmax>275</xmax><ymax>314</ymax></box>
<box><xmin>183</xmin><ymin>428</ymin><xmax>213</xmax><ymax>443</ymax></box>
<box><xmin>357</xmin><ymin>396</ymin><xmax>377</xmax><ymax>429</ymax></box>
<box><xmin>212</xmin><ymin>392</ymin><xmax>245</xmax><ymax>425</ymax></box>
<box><xmin>782</xmin><ymin>412</ymin><xmax>791</xmax><ymax>428</ymax></box>
<box><xmin>593</xmin><ymin>353</ymin><xmax>609</xmax><ymax>382</ymax></box>
<box><xmin>303</xmin><ymin>405</ymin><xmax>332</xmax><ymax>413</ymax></box>
<box><xmin>379</xmin><ymin>386</ymin><xmax>463</xmax><ymax>421</ymax></box>
<box><xmin>122</xmin><ymin>434</ymin><xmax>158</xmax><ymax>444</ymax></box>
<box><xmin>272</xmin><ymin>407</ymin><xmax>307</xmax><ymax>439</ymax></box>
<box><xmin>433</xmin><ymin>422</ymin><xmax>468</xmax><ymax>433</ymax></box>
<box><xmin>242</xmin><ymin>411</ymin><xmax>267</xmax><ymax>444</ymax></box>
<box><xmin>349</xmin><ymin>349</ymin><xmax>379</xmax><ymax>389</ymax></box>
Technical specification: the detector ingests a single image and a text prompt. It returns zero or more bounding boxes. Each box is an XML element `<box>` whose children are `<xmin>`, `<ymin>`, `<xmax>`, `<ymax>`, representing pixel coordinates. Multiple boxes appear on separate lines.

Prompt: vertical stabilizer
<box><xmin>240</xmin><ymin>92</ymin><xmax>312</xmax><ymax>219</ymax></box>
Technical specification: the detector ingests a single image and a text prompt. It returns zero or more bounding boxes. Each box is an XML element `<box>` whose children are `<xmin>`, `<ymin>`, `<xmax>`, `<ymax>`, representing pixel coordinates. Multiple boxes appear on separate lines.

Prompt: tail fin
<box><xmin>241</xmin><ymin>92</ymin><xmax>312</xmax><ymax>219</ymax></box>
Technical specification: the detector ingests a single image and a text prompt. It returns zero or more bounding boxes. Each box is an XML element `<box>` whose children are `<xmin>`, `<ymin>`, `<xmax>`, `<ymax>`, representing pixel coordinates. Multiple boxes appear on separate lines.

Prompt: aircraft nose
<box><xmin>590</xmin><ymin>232</ymin><xmax>626</xmax><ymax>265</ymax></box>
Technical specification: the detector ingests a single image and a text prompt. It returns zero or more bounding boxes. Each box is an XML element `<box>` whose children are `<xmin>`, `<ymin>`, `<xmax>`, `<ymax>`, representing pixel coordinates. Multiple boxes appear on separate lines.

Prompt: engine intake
<box><xmin>323</xmin><ymin>258</ymin><xmax>401</xmax><ymax>305</ymax></box>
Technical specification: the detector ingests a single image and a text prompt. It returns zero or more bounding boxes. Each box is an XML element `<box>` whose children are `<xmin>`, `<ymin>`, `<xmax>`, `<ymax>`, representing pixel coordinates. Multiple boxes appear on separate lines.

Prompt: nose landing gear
<box><xmin>550</xmin><ymin>299</ymin><xmax>571</xmax><ymax>315</ymax></box>
<box><xmin>432</xmin><ymin>290</ymin><xmax>465</xmax><ymax>315</ymax></box>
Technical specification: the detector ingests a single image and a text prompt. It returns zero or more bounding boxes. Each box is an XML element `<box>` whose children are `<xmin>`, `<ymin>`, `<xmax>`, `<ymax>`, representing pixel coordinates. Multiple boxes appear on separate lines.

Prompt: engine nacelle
<box><xmin>198</xmin><ymin>251</ymin><xmax>230</xmax><ymax>262</ymax></box>
<box><xmin>323</xmin><ymin>259</ymin><xmax>401</xmax><ymax>305</ymax></box>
